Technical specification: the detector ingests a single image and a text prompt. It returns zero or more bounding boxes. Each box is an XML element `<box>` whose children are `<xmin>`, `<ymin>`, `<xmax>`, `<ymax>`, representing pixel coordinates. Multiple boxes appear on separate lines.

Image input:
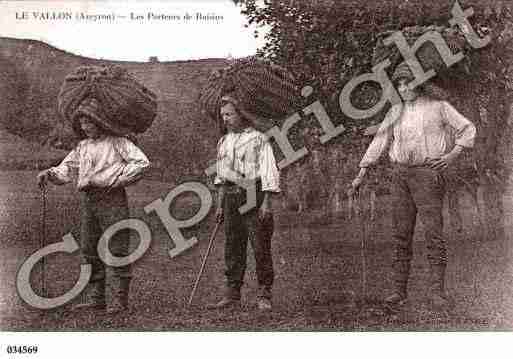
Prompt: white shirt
<box><xmin>214</xmin><ymin>128</ymin><xmax>280</xmax><ymax>192</ymax></box>
<box><xmin>360</xmin><ymin>98</ymin><xmax>476</xmax><ymax>167</ymax></box>
<box><xmin>49</xmin><ymin>136</ymin><xmax>150</xmax><ymax>190</ymax></box>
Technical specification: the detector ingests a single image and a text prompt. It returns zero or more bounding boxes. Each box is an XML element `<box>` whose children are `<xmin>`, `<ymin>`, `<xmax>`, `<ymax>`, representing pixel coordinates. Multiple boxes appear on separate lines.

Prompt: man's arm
<box><xmin>38</xmin><ymin>146</ymin><xmax>79</xmax><ymax>187</ymax></box>
<box><xmin>358</xmin><ymin>104</ymin><xmax>399</xmax><ymax>169</ymax></box>
<box><xmin>441</xmin><ymin>101</ymin><xmax>476</xmax><ymax>149</ymax></box>
<box><xmin>350</xmin><ymin>104</ymin><xmax>400</xmax><ymax>193</ymax></box>
<box><xmin>112</xmin><ymin>138</ymin><xmax>150</xmax><ymax>187</ymax></box>
<box><xmin>258</xmin><ymin>136</ymin><xmax>280</xmax><ymax>193</ymax></box>
<box><xmin>258</xmin><ymin>135</ymin><xmax>280</xmax><ymax>219</ymax></box>
<box><xmin>429</xmin><ymin>101</ymin><xmax>476</xmax><ymax>170</ymax></box>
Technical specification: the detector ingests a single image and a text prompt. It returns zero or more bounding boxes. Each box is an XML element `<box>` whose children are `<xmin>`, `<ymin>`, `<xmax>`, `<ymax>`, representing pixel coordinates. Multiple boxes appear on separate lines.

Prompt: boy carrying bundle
<box><xmin>37</xmin><ymin>97</ymin><xmax>150</xmax><ymax>314</ymax></box>
<box><xmin>37</xmin><ymin>66</ymin><xmax>156</xmax><ymax>314</ymax></box>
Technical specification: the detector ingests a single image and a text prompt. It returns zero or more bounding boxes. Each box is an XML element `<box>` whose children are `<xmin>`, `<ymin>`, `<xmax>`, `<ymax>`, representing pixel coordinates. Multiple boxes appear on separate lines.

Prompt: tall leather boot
<box><xmin>74</xmin><ymin>278</ymin><xmax>106</xmax><ymax>310</ymax></box>
<box><xmin>384</xmin><ymin>260</ymin><xmax>410</xmax><ymax>306</ymax></box>
<box><xmin>105</xmin><ymin>275</ymin><xmax>131</xmax><ymax>314</ymax></box>
<box><xmin>428</xmin><ymin>263</ymin><xmax>453</xmax><ymax>309</ymax></box>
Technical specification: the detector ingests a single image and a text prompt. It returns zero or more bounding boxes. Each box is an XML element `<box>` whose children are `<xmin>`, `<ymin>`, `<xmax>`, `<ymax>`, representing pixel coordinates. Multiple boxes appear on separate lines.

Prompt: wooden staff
<box><xmin>348</xmin><ymin>188</ymin><xmax>368</xmax><ymax>300</ymax></box>
<box><xmin>40</xmin><ymin>185</ymin><xmax>47</xmax><ymax>297</ymax></box>
<box><xmin>357</xmin><ymin>192</ymin><xmax>367</xmax><ymax>300</ymax></box>
<box><xmin>187</xmin><ymin>221</ymin><xmax>221</xmax><ymax>307</ymax></box>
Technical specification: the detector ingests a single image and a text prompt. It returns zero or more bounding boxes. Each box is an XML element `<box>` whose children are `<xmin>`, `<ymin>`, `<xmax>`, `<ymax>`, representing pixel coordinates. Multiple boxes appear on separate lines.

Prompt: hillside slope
<box><xmin>0</xmin><ymin>37</ymin><xmax>229</xmax><ymax>182</ymax></box>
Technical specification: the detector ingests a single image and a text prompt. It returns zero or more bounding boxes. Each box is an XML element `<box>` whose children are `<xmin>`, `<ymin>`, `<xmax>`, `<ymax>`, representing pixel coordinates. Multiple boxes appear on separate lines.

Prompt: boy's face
<box><xmin>79</xmin><ymin>116</ymin><xmax>102</xmax><ymax>139</ymax></box>
<box><xmin>220</xmin><ymin>103</ymin><xmax>245</xmax><ymax>133</ymax></box>
<box><xmin>397</xmin><ymin>78</ymin><xmax>418</xmax><ymax>102</ymax></box>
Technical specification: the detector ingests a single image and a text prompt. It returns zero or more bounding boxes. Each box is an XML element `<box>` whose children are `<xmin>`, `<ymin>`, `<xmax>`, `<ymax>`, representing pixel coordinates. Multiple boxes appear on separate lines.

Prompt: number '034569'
<box><xmin>6</xmin><ymin>345</ymin><xmax>38</xmax><ymax>354</ymax></box>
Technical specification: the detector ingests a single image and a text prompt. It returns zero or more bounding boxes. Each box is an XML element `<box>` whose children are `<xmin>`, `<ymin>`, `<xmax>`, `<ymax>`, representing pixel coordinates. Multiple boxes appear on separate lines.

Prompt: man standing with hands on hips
<box><xmin>349</xmin><ymin>63</ymin><xmax>476</xmax><ymax>310</ymax></box>
<box><xmin>208</xmin><ymin>95</ymin><xmax>280</xmax><ymax>311</ymax></box>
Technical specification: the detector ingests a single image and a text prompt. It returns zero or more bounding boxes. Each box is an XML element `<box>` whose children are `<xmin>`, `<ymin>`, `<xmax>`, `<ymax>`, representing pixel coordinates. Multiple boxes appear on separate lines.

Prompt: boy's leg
<box><xmin>222</xmin><ymin>192</ymin><xmax>248</xmax><ymax>301</ymax></box>
<box><xmin>447</xmin><ymin>188</ymin><xmax>463</xmax><ymax>234</ymax></box>
<box><xmin>96</xmin><ymin>188</ymin><xmax>131</xmax><ymax>313</ymax></box>
<box><xmin>386</xmin><ymin>167</ymin><xmax>417</xmax><ymax>305</ymax></box>
<box><xmin>77</xmin><ymin>193</ymin><xmax>105</xmax><ymax>308</ymax></box>
<box><xmin>247</xmin><ymin>208</ymin><xmax>274</xmax><ymax>305</ymax></box>
<box><xmin>408</xmin><ymin>168</ymin><xmax>450</xmax><ymax>307</ymax></box>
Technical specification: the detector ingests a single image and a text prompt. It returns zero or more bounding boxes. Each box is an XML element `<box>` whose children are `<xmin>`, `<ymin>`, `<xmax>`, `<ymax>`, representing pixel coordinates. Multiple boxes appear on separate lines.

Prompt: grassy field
<box><xmin>1</xmin><ymin>170</ymin><xmax>512</xmax><ymax>331</ymax></box>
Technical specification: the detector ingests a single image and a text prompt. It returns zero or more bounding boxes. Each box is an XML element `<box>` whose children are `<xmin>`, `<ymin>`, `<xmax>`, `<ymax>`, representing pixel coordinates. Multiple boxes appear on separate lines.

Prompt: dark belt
<box><xmin>80</xmin><ymin>185</ymin><xmax>125</xmax><ymax>198</ymax></box>
<box><xmin>391</xmin><ymin>162</ymin><xmax>431</xmax><ymax>169</ymax></box>
<box><xmin>223</xmin><ymin>180</ymin><xmax>262</xmax><ymax>194</ymax></box>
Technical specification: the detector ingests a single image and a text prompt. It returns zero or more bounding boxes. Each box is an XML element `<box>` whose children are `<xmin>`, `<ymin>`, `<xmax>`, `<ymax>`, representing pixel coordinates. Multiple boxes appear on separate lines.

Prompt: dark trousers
<box><xmin>390</xmin><ymin>165</ymin><xmax>446</xmax><ymax>294</ymax></box>
<box><xmin>80</xmin><ymin>187</ymin><xmax>131</xmax><ymax>285</ymax></box>
<box><xmin>223</xmin><ymin>186</ymin><xmax>274</xmax><ymax>300</ymax></box>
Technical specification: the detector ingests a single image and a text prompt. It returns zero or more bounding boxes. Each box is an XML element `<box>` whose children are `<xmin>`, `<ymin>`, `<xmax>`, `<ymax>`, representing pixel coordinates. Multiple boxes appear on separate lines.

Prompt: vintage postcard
<box><xmin>0</xmin><ymin>0</ymin><xmax>512</xmax><ymax>356</ymax></box>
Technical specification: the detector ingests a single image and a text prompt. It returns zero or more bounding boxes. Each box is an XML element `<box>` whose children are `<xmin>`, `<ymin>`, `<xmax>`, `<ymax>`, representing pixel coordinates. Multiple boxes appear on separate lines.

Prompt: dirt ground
<box><xmin>1</xmin><ymin>170</ymin><xmax>512</xmax><ymax>331</ymax></box>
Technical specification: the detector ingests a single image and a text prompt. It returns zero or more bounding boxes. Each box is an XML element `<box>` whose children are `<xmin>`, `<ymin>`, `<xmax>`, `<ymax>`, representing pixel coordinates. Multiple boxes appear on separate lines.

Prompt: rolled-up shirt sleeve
<box><xmin>112</xmin><ymin>138</ymin><xmax>150</xmax><ymax>187</ymax></box>
<box><xmin>48</xmin><ymin>147</ymin><xmax>79</xmax><ymax>184</ymax></box>
<box><xmin>258</xmin><ymin>136</ymin><xmax>280</xmax><ymax>192</ymax></box>
<box><xmin>359</xmin><ymin>104</ymin><xmax>400</xmax><ymax>168</ymax></box>
<box><xmin>441</xmin><ymin>101</ymin><xmax>476</xmax><ymax>148</ymax></box>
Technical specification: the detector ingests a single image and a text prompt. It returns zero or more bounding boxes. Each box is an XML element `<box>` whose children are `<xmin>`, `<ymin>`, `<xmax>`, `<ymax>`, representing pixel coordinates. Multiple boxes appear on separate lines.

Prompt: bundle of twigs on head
<box><xmin>372</xmin><ymin>24</ymin><xmax>476</xmax><ymax>82</ymax></box>
<box><xmin>198</xmin><ymin>56</ymin><xmax>301</xmax><ymax>133</ymax></box>
<box><xmin>58</xmin><ymin>65</ymin><xmax>158</xmax><ymax>138</ymax></box>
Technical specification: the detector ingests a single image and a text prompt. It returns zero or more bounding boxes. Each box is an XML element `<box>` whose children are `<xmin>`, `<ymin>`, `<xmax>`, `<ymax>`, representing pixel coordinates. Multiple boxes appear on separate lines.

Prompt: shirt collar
<box><xmin>230</xmin><ymin>127</ymin><xmax>254</xmax><ymax>135</ymax></box>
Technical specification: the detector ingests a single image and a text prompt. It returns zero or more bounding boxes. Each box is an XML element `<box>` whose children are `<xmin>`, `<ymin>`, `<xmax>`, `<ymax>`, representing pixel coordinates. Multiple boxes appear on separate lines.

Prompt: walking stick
<box><xmin>187</xmin><ymin>221</ymin><xmax>221</xmax><ymax>307</ymax></box>
<box><xmin>357</xmin><ymin>192</ymin><xmax>367</xmax><ymax>301</ymax></box>
<box><xmin>348</xmin><ymin>188</ymin><xmax>367</xmax><ymax>301</ymax></box>
<box><xmin>370</xmin><ymin>188</ymin><xmax>376</xmax><ymax>222</ymax></box>
<box><xmin>40</xmin><ymin>185</ymin><xmax>47</xmax><ymax>297</ymax></box>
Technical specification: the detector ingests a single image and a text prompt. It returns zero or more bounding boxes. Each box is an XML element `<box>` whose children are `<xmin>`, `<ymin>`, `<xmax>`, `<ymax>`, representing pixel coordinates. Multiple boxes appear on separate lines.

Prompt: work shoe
<box><xmin>106</xmin><ymin>302</ymin><xmax>127</xmax><ymax>315</ymax></box>
<box><xmin>105</xmin><ymin>276</ymin><xmax>130</xmax><ymax>315</ymax></box>
<box><xmin>427</xmin><ymin>263</ymin><xmax>453</xmax><ymax>310</ymax></box>
<box><xmin>257</xmin><ymin>298</ymin><xmax>272</xmax><ymax>311</ymax></box>
<box><xmin>427</xmin><ymin>292</ymin><xmax>454</xmax><ymax>310</ymax></box>
<box><xmin>206</xmin><ymin>297</ymin><xmax>241</xmax><ymax>310</ymax></box>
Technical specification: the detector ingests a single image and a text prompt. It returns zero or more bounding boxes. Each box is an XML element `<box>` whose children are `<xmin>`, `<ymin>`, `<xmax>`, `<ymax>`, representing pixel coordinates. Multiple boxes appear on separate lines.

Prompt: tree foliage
<box><xmin>237</xmin><ymin>0</ymin><xmax>513</xmax><ymax>189</ymax></box>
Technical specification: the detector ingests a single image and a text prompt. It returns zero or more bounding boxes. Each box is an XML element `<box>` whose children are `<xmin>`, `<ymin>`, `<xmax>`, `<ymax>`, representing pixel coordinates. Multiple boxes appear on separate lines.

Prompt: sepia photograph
<box><xmin>0</xmin><ymin>0</ymin><xmax>512</xmax><ymax>356</ymax></box>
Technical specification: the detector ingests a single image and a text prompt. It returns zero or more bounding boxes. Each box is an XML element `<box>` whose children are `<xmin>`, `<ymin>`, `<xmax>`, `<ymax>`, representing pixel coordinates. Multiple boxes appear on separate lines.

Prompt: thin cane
<box><xmin>348</xmin><ymin>189</ymin><xmax>354</xmax><ymax>220</ymax></box>
<box><xmin>356</xmin><ymin>191</ymin><xmax>367</xmax><ymax>301</ymax></box>
<box><xmin>348</xmin><ymin>190</ymin><xmax>366</xmax><ymax>301</ymax></box>
<box><xmin>40</xmin><ymin>185</ymin><xmax>47</xmax><ymax>297</ymax></box>
<box><xmin>188</xmin><ymin>221</ymin><xmax>221</xmax><ymax>307</ymax></box>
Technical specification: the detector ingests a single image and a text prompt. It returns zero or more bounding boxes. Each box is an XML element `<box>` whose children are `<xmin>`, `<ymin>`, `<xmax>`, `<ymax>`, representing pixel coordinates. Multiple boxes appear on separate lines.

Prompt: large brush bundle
<box><xmin>370</xmin><ymin>24</ymin><xmax>487</xmax><ymax>106</ymax></box>
<box><xmin>198</xmin><ymin>56</ymin><xmax>300</xmax><ymax>132</ymax></box>
<box><xmin>58</xmin><ymin>65</ymin><xmax>158</xmax><ymax>137</ymax></box>
<box><xmin>372</xmin><ymin>24</ymin><xmax>473</xmax><ymax>78</ymax></box>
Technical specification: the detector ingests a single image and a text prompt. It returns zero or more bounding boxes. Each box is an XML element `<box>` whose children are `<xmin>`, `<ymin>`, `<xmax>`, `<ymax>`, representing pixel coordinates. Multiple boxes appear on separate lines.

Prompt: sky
<box><xmin>0</xmin><ymin>0</ymin><xmax>267</xmax><ymax>61</ymax></box>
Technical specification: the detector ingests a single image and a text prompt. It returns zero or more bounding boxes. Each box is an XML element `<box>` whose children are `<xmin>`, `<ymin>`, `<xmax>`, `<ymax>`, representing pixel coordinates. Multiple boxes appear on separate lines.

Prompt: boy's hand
<box><xmin>259</xmin><ymin>200</ymin><xmax>273</xmax><ymax>221</ymax></box>
<box><xmin>428</xmin><ymin>145</ymin><xmax>463</xmax><ymax>171</ymax></box>
<box><xmin>215</xmin><ymin>206</ymin><xmax>224</xmax><ymax>223</ymax></box>
<box><xmin>258</xmin><ymin>192</ymin><xmax>273</xmax><ymax>221</ymax></box>
<box><xmin>37</xmin><ymin>170</ymin><xmax>50</xmax><ymax>188</ymax></box>
<box><xmin>348</xmin><ymin>176</ymin><xmax>363</xmax><ymax>197</ymax></box>
<box><xmin>348</xmin><ymin>167</ymin><xmax>367</xmax><ymax>197</ymax></box>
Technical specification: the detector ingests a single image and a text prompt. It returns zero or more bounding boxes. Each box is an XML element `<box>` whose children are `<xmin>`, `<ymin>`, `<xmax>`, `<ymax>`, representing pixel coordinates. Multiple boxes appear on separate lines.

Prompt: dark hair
<box><xmin>393</xmin><ymin>78</ymin><xmax>437</xmax><ymax>101</ymax></box>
